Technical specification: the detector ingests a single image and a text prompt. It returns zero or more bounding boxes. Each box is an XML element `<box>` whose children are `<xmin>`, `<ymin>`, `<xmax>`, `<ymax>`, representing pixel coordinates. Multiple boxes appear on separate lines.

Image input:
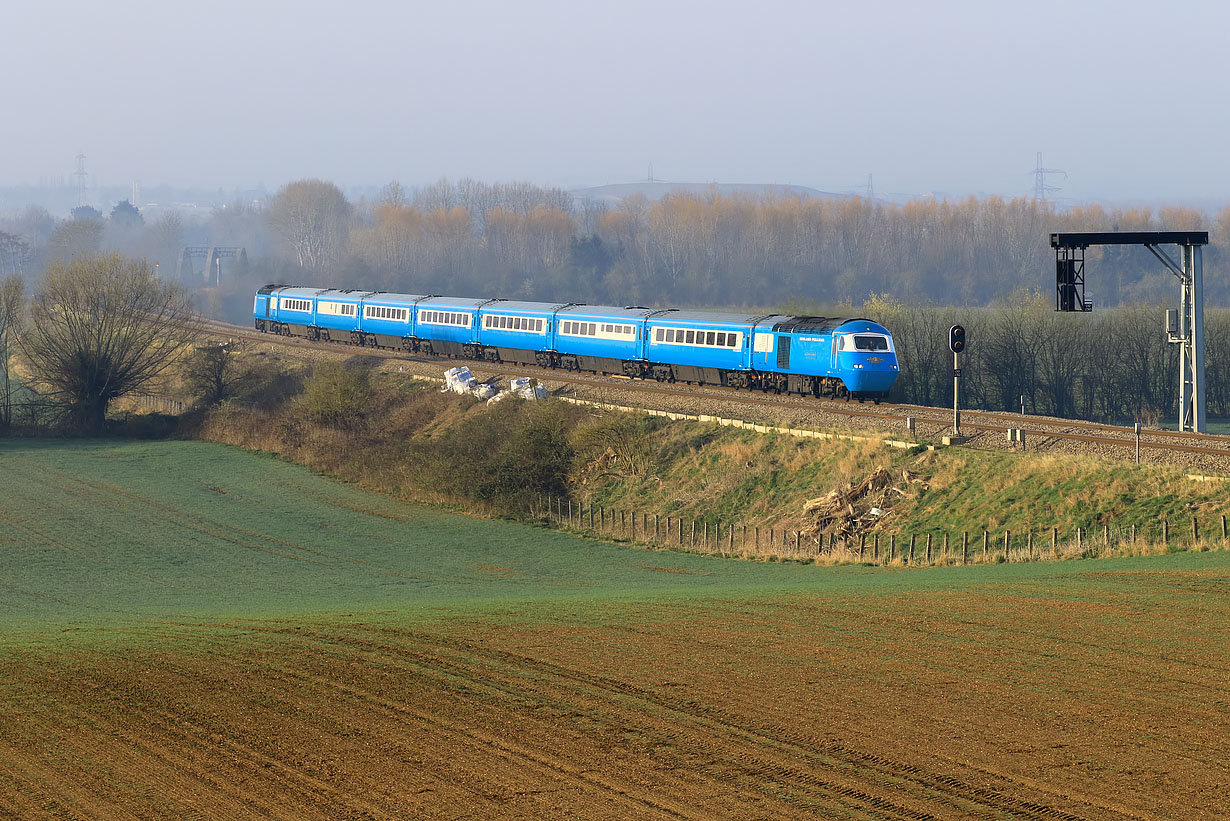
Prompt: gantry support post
<box><xmin>1185</xmin><ymin>243</ymin><xmax>1205</xmax><ymax>432</ymax></box>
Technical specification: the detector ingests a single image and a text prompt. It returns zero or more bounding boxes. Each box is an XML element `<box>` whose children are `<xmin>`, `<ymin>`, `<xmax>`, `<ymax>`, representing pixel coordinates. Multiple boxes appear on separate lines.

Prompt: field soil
<box><xmin>0</xmin><ymin>440</ymin><xmax>1227</xmax><ymax>818</ymax></box>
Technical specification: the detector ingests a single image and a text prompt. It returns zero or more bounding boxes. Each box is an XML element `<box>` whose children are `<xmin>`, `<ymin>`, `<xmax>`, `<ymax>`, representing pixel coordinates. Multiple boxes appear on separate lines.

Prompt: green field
<box><xmin>0</xmin><ymin>438</ymin><xmax>913</xmax><ymax>635</ymax></box>
<box><xmin>0</xmin><ymin>438</ymin><xmax>1223</xmax><ymax>636</ymax></box>
<box><xmin>2</xmin><ymin>439</ymin><xmax>1228</xmax><ymax>818</ymax></box>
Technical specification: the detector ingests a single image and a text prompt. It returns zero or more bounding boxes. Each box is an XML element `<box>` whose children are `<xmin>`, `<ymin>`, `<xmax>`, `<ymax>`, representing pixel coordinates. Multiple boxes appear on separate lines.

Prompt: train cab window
<box><xmin>853</xmin><ymin>335</ymin><xmax>890</xmax><ymax>351</ymax></box>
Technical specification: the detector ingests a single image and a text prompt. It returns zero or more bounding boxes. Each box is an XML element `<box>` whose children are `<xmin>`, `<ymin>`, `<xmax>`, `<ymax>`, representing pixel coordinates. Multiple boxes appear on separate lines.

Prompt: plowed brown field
<box><xmin>3</xmin><ymin>573</ymin><xmax>1227</xmax><ymax>820</ymax></box>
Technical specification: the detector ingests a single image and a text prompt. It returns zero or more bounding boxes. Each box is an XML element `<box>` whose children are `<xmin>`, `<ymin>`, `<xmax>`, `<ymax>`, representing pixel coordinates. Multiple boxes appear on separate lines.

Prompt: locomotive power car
<box><xmin>253</xmin><ymin>285</ymin><xmax>899</xmax><ymax>401</ymax></box>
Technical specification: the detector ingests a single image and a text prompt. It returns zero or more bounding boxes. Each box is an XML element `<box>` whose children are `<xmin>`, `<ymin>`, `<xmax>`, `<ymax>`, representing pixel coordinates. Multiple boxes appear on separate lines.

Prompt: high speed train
<box><xmin>254</xmin><ymin>285</ymin><xmax>899</xmax><ymax>401</ymax></box>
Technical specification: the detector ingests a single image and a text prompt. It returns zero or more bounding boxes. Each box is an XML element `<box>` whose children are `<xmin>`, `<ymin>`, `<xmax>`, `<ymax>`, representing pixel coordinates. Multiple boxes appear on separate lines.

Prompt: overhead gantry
<box><xmin>1050</xmin><ymin>231</ymin><xmax>1209</xmax><ymax>433</ymax></box>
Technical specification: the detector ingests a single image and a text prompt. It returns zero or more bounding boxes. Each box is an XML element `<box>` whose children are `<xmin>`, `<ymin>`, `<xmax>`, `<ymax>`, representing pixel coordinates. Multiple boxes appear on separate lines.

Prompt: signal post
<box><xmin>945</xmin><ymin>324</ymin><xmax>968</xmax><ymax>445</ymax></box>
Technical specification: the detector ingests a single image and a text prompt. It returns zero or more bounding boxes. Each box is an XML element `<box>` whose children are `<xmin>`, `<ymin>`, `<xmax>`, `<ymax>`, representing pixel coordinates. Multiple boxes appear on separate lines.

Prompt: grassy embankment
<box><xmin>190</xmin><ymin>357</ymin><xmax>1230</xmax><ymax>564</ymax></box>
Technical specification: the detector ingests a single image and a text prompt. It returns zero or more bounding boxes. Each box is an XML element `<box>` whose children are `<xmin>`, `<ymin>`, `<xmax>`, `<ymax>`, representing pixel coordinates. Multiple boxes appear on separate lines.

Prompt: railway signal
<box><xmin>950</xmin><ymin>325</ymin><xmax>967</xmax><ymax>436</ymax></box>
<box><xmin>949</xmin><ymin>324</ymin><xmax>966</xmax><ymax>354</ymax></box>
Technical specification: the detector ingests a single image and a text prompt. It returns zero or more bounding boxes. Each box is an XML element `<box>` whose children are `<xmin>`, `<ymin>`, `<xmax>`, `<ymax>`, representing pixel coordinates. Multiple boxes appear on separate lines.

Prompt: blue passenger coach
<box><xmin>254</xmin><ymin>285</ymin><xmax>899</xmax><ymax>401</ymax></box>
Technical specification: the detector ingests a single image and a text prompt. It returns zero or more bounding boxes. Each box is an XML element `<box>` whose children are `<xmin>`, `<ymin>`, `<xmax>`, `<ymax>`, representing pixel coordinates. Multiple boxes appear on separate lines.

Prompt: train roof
<box><xmin>651</xmin><ymin>310</ymin><xmax>776</xmax><ymax>325</ymax></box>
<box><xmin>771</xmin><ymin>316</ymin><xmax>876</xmax><ymax>333</ymax></box>
<box><xmin>362</xmin><ymin>291</ymin><xmax>432</xmax><ymax>302</ymax></box>
<box><xmin>256</xmin><ymin>287</ymin><xmax>888</xmax><ymax>335</ymax></box>
<box><xmin>557</xmin><ymin>304</ymin><xmax>658</xmax><ymax>319</ymax></box>
<box><xmin>480</xmin><ymin>300</ymin><xmax>570</xmax><ymax>313</ymax></box>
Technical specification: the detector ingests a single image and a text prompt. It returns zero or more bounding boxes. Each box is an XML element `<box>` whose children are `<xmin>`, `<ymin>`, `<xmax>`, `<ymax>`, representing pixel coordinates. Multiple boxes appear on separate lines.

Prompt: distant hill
<box><xmin>572</xmin><ymin>181</ymin><xmax>849</xmax><ymax>203</ymax></box>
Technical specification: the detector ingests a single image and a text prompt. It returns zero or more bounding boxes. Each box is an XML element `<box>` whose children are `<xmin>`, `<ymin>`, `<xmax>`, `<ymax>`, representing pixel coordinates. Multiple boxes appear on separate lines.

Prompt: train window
<box><xmin>665</xmin><ymin>329</ymin><xmax>674</xmax><ymax>343</ymax></box>
<box><xmin>588</xmin><ymin>322</ymin><xmax>596</xmax><ymax>335</ymax></box>
<box><xmin>716</xmin><ymin>333</ymin><xmax>726</xmax><ymax>346</ymax></box>
<box><xmin>728</xmin><ymin>334</ymin><xmax>737</xmax><ymax>347</ymax></box>
<box><xmin>854</xmin><ymin>335</ymin><xmax>889</xmax><ymax>351</ymax></box>
<box><xmin>683</xmin><ymin>330</ymin><xmax>694</xmax><ymax>344</ymax></box>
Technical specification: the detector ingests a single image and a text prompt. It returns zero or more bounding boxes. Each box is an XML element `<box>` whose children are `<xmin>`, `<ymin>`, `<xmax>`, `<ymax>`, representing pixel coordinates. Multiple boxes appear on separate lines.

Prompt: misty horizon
<box><xmin>5</xmin><ymin>0</ymin><xmax>1230</xmax><ymax>209</ymax></box>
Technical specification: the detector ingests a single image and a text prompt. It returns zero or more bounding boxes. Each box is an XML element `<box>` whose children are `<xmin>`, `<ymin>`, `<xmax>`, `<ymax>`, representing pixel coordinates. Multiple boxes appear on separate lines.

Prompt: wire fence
<box><xmin>533</xmin><ymin>495</ymin><xmax>1226</xmax><ymax>565</ymax></box>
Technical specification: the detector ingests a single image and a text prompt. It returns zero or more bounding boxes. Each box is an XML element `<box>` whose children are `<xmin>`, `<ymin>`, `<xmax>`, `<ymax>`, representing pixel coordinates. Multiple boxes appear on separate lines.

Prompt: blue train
<box><xmin>253</xmin><ymin>286</ymin><xmax>899</xmax><ymax>400</ymax></box>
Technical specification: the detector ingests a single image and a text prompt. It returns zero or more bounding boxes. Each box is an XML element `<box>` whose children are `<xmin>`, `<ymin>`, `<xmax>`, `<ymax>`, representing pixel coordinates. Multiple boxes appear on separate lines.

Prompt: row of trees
<box><xmin>9</xmin><ymin>178</ymin><xmax>1229</xmax><ymax>316</ymax></box>
<box><xmin>868</xmin><ymin>293</ymin><xmax>1230</xmax><ymax>422</ymax></box>
<box><xmin>293</xmin><ymin>180</ymin><xmax>1230</xmax><ymax>310</ymax></box>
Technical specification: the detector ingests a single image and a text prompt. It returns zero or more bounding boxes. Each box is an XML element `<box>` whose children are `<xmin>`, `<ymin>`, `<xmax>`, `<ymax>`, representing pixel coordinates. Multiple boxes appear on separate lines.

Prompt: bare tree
<box><xmin>183</xmin><ymin>340</ymin><xmax>249</xmax><ymax>407</ymax></box>
<box><xmin>0</xmin><ymin>275</ymin><xmax>24</xmax><ymax>429</ymax></box>
<box><xmin>20</xmin><ymin>254</ymin><xmax>200</xmax><ymax>433</ymax></box>
<box><xmin>267</xmin><ymin>179</ymin><xmax>351</xmax><ymax>270</ymax></box>
<box><xmin>0</xmin><ymin>232</ymin><xmax>30</xmax><ymax>276</ymax></box>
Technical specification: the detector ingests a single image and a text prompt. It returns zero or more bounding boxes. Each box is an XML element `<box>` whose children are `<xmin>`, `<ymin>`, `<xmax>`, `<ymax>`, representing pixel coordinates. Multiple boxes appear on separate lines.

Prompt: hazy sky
<box><xmin>5</xmin><ymin>0</ymin><xmax>1230</xmax><ymax>203</ymax></box>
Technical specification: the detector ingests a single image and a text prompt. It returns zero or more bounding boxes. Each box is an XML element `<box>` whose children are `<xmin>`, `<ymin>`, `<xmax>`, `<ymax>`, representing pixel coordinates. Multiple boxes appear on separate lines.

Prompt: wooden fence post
<box><xmin>729</xmin><ymin>524</ymin><xmax>735</xmax><ymax>551</ymax></box>
<box><xmin>568</xmin><ymin>500</ymin><xmax>572</xmax><ymax>525</ymax></box>
<box><xmin>691</xmin><ymin>520</ymin><xmax>696</xmax><ymax>547</ymax></box>
<box><xmin>962</xmin><ymin>531</ymin><xmax>969</xmax><ymax>564</ymax></box>
<box><xmin>1027</xmin><ymin>530</ymin><xmax>1034</xmax><ymax>560</ymax></box>
<box><xmin>1104</xmin><ymin>524</ymin><xmax>1110</xmax><ymax>553</ymax></box>
<box><xmin>908</xmin><ymin>534</ymin><xmax>916</xmax><ymax>564</ymax></box>
<box><xmin>943</xmin><ymin>532</ymin><xmax>949</xmax><ymax>562</ymax></box>
<box><xmin>1052</xmin><ymin>527</ymin><xmax>1059</xmax><ymax>558</ymax></box>
<box><xmin>982</xmin><ymin>530</ymin><xmax>989</xmax><ymax>561</ymax></box>
<box><xmin>1193</xmin><ymin>517</ymin><xmax>1199</xmax><ymax>548</ymax></box>
<box><xmin>755</xmin><ymin>526</ymin><xmax>760</xmax><ymax>550</ymax></box>
<box><xmin>926</xmin><ymin>533</ymin><xmax>932</xmax><ymax>564</ymax></box>
<box><xmin>1222</xmin><ymin>515</ymin><xmax>1227</xmax><ymax>541</ymax></box>
<box><xmin>742</xmin><ymin>524</ymin><xmax>747</xmax><ymax>552</ymax></box>
<box><xmin>655</xmin><ymin>514</ymin><xmax>660</xmax><ymax>540</ymax></box>
<box><xmin>1077</xmin><ymin>527</ymin><xmax>1082</xmax><ymax>552</ymax></box>
<box><xmin>1004</xmin><ymin>530</ymin><xmax>1010</xmax><ymax>562</ymax></box>
<box><xmin>1163</xmin><ymin>519</ymin><xmax>1169</xmax><ymax>545</ymax></box>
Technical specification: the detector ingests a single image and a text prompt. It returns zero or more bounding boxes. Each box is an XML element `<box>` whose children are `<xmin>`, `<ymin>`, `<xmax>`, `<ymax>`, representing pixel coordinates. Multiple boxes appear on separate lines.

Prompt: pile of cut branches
<box><xmin>802</xmin><ymin>468</ymin><xmax>928</xmax><ymax>539</ymax></box>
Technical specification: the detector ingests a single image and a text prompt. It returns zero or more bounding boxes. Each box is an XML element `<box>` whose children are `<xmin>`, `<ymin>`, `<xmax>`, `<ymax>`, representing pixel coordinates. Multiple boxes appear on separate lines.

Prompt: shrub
<box><xmin>295</xmin><ymin>361</ymin><xmax>374</xmax><ymax>432</ymax></box>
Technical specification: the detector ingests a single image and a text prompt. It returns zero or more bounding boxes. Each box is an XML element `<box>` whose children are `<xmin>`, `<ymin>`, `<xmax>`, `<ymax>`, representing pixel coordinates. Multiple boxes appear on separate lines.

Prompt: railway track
<box><xmin>204</xmin><ymin>319</ymin><xmax>1230</xmax><ymax>464</ymax></box>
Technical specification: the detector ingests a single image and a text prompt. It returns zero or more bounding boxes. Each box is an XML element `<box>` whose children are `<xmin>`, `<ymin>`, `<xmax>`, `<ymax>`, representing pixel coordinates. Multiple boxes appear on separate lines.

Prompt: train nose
<box><xmin>846</xmin><ymin>356</ymin><xmax>899</xmax><ymax>392</ymax></box>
